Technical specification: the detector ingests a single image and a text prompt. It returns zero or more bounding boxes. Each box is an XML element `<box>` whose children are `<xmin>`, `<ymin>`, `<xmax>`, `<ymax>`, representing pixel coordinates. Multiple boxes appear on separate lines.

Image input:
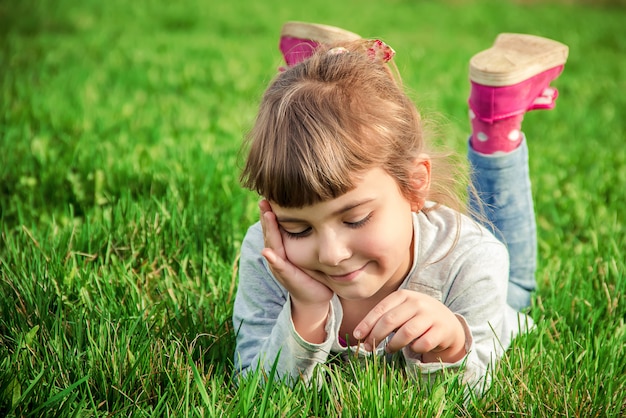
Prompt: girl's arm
<box><xmin>232</xmin><ymin>223</ymin><xmax>336</xmax><ymax>383</ymax></box>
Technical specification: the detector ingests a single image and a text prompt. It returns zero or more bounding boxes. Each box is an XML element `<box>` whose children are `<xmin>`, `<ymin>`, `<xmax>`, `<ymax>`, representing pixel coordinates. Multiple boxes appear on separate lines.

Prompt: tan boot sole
<box><xmin>281</xmin><ymin>21</ymin><xmax>361</xmax><ymax>44</ymax></box>
<box><xmin>469</xmin><ymin>33</ymin><xmax>569</xmax><ymax>86</ymax></box>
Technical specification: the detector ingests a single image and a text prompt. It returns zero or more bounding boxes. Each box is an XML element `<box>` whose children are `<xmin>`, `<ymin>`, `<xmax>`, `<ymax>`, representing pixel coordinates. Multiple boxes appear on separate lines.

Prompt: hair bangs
<box><xmin>265</xmin><ymin>90</ymin><xmax>374</xmax><ymax>207</ymax></box>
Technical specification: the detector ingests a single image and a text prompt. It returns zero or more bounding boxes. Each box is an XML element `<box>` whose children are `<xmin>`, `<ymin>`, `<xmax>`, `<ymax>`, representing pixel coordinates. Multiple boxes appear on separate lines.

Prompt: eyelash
<box><xmin>347</xmin><ymin>213</ymin><xmax>373</xmax><ymax>229</ymax></box>
<box><xmin>283</xmin><ymin>213</ymin><xmax>373</xmax><ymax>240</ymax></box>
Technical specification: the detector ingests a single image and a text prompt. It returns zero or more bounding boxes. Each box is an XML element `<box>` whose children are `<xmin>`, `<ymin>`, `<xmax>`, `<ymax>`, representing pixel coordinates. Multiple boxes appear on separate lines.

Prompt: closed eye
<box><xmin>345</xmin><ymin>213</ymin><xmax>372</xmax><ymax>229</ymax></box>
<box><xmin>281</xmin><ymin>213</ymin><xmax>372</xmax><ymax>239</ymax></box>
<box><xmin>281</xmin><ymin>226</ymin><xmax>312</xmax><ymax>240</ymax></box>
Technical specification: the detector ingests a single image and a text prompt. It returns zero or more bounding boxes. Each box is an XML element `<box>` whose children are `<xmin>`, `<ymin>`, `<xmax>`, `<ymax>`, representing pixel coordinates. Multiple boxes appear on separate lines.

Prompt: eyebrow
<box><xmin>275</xmin><ymin>198</ymin><xmax>375</xmax><ymax>223</ymax></box>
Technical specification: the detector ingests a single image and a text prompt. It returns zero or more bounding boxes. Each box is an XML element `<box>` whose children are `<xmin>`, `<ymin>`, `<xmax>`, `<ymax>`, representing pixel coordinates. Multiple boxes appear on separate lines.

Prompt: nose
<box><xmin>317</xmin><ymin>229</ymin><xmax>351</xmax><ymax>266</ymax></box>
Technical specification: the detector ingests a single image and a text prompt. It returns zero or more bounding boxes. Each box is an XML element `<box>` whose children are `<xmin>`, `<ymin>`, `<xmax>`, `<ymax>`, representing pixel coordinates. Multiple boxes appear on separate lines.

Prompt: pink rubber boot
<box><xmin>279</xmin><ymin>21</ymin><xmax>361</xmax><ymax>68</ymax></box>
<box><xmin>468</xmin><ymin>33</ymin><xmax>569</xmax><ymax>154</ymax></box>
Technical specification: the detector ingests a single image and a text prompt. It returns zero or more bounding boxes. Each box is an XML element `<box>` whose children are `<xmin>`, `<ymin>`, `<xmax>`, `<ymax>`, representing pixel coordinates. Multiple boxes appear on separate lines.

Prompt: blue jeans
<box><xmin>468</xmin><ymin>139</ymin><xmax>537</xmax><ymax>311</ymax></box>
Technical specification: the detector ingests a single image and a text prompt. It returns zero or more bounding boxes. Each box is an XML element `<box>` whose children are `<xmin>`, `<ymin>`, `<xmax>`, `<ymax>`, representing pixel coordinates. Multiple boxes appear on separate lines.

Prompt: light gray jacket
<box><xmin>233</xmin><ymin>205</ymin><xmax>530</xmax><ymax>388</ymax></box>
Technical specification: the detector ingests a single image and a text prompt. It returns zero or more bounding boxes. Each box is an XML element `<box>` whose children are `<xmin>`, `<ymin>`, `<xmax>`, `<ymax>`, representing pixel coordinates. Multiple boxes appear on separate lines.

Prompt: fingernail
<box><xmin>363</xmin><ymin>343</ymin><xmax>372</xmax><ymax>352</ymax></box>
<box><xmin>353</xmin><ymin>330</ymin><xmax>361</xmax><ymax>339</ymax></box>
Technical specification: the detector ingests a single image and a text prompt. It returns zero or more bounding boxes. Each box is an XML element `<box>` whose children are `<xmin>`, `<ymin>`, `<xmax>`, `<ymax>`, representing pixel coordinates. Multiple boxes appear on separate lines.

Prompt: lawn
<box><xmin>1</xmin><ymin>0</ymin><xmax>625</xmax><ymax>416</ymax></box>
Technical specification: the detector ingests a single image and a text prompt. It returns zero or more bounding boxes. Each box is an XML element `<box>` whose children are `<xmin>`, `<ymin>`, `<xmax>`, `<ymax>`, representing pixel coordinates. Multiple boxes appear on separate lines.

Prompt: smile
<box><xmin>327</xmin><ymin>263</ymin><xmax>368</xmax><ymax>282</ymax></box>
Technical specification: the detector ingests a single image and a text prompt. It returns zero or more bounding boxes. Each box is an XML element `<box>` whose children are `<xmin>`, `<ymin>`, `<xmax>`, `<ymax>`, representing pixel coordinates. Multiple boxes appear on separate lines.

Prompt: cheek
<box><xmin>358</xmin><ymin>234</ymin><xmax>401</xmax><ymax>262</ymax></box>
<box><xmin>361</xmin><ymin>214</ymin><xmax>413</xmax><ymax>258</ymax></box>
<box><xmin>282</xmin><ymin>238</ymin><xmax>314</xmax><ymax>268</ymax></box>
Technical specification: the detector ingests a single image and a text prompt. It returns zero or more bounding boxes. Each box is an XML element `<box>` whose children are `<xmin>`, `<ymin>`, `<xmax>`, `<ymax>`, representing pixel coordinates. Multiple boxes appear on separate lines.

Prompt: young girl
<box><xmin>233</xmin><ymin>22</ymin><xmax>568</xmax><ymax>389</ymax></box>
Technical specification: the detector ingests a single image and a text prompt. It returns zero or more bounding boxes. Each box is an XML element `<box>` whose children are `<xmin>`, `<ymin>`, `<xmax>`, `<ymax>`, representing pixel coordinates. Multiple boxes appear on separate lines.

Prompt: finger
<box><xmin>260</xmin><ymin>207</ymin><xmax>287</xmax><ymax>258</ymax></box>
<box><xmin>353</xmin><ymin>292</ymin><xmax>407</xmax><ymax>349</ymax></box>
<box><xmin>259</xmin><ymin>199</ymin><xmax>272</xmax><ymax>236</ymax></box>
<box><xmin>262</xmin><ymin>247</ymin><xmax>326</xmax><ymax>299</ymax></box>
<box><xmin>386</xmin><ymin>317</ymin><xmax>431</xmax><ymax>353</ymax></box>
<box><xmin>261</xmin><ymin>246</ymin><xmax>299</xmax><ymax>283</ymax></box>
<box><xmin>408</xmin><ymin>325</ymin><xmax>444</xmax><ymax>355</ymax></box>
<box><xmin>262</xmin><ymin>247</ymin><xmax>292</xmax><ymax>279</ymax></box>
<box><xmin>365</xmin><ymin>303</ymin><xmax>424</xmax><ymax>353</ymax></box>
<box><xmin>259</xmin><ymin>199</ymin><xmax>272</xmax><ymax>216</ymax></box>
<box><xmin>261</xmin><ymin>247</ymin><xmax>296</xmax><ymax>289</ymax></box>
<box><xmin>261</xmin><ymin>247</ymin><xmax>278</xmax><ymax>266</ymax></box>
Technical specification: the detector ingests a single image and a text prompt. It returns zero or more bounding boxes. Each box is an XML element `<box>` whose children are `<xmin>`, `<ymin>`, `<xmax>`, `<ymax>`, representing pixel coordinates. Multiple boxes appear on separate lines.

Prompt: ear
<box><xmin>409</xmin><ymin>154</ymin><xmax>431</xmax><ymax>212</ymax></box>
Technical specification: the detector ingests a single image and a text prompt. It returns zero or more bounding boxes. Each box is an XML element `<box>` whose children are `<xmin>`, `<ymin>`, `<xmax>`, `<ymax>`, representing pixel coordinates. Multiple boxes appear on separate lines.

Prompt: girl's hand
<box><xmin>259</xmin><ymin>200</ymin><xmax>334</xmax><ymax>342</ymax></box>
<box><xmin>353</xmin><ymin>289</ymin><xmax>466</xmax><ymax>363</ymax></box>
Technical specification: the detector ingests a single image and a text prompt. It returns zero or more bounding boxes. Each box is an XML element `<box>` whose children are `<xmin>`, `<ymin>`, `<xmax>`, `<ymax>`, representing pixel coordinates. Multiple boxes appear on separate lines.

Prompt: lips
<box><xmin>327</xmin><ymin>263</ymin><xmax>367</xmax><ymax>282</ymax></box>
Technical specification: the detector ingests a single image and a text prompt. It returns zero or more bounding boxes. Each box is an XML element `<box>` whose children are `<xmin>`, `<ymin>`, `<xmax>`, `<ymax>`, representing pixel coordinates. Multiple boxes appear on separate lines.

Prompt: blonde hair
<box><xmin>241</xmin><ymin>40</ymin><xmax>469</xmax><ymax>215</ymax></box>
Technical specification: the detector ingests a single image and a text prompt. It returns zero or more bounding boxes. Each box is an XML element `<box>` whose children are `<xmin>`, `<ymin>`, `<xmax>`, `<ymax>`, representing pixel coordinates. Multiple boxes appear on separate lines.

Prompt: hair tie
<box><xmin>326</xmin><ymin>40</ymin><xmax>396</xmax><ymax>64</ymax></box>
<box><xmin>366</xmin><ymin>40</ymin><xmax>395</xmax><ymax>63</ymax></box>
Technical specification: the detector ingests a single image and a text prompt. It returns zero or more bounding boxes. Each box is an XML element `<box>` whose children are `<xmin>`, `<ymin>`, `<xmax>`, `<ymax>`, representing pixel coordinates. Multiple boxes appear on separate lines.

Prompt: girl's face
<box><xmin>270</xmin><ymin>167</ymin><xmax>420</xmax><ymax>302</ymax></box>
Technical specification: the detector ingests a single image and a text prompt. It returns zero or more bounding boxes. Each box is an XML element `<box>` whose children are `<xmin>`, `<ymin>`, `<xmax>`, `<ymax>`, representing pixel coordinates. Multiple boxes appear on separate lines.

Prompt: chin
<box><xmin>334</xmin><ymin>286</ymin><xmax>379</xmax><ymax>301</ymax></box>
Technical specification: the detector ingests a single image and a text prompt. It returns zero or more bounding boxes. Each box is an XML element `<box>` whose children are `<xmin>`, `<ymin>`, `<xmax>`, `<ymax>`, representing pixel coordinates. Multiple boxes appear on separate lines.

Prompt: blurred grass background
<box><xmin>1</xmin><ymin>0</ymin><xmax>625</xmax><ymax>416</ymax></box>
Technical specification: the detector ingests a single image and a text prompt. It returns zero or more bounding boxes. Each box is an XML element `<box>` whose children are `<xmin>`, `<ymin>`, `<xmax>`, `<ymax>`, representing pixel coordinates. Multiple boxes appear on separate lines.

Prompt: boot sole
<box><xmin>470</xmin><ymin>33</ymin><xmax>569</xmax><ymax>86</ymax></box>
<box><xmin>281</xmin><ymin>21</ymin><xmax>361</xmax><ymax>44</ymax></box>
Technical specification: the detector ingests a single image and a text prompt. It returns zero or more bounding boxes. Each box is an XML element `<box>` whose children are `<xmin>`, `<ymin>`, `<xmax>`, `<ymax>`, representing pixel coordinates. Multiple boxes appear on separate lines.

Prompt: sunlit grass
<box><xmin>1</xmin><ymin>0</ymin><xmax>625</xmax><ymax>416</ymax></box>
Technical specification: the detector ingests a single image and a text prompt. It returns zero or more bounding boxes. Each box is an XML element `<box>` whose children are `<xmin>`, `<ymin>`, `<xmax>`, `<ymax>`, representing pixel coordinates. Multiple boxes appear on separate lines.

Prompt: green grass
<box><xmin>1</xmin><ymin>0</ymin><xmax>625</xmax><ymax>416</ymax></box>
